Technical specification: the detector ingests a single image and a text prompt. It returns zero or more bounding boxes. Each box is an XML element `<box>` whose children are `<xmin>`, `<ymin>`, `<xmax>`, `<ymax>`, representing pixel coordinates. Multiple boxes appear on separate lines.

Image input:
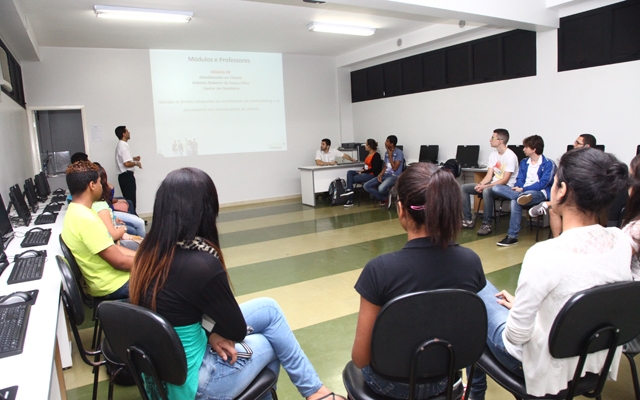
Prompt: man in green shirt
<box><xmin>61</xmin><ymin>161</ymin><xmax>134</xmax><ymax>299</ymax></box>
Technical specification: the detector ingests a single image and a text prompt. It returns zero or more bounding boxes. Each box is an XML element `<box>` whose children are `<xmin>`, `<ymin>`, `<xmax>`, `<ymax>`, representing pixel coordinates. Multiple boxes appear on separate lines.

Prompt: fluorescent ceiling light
<box><xmin>94</xmin><ymin>5</ymin><xmax>193</xmax><ymax>23</ymax></box>
<box><xmin>307</xmin><ymin>22</ymin><xmax>375</xmax><ymax>36</ymax></box>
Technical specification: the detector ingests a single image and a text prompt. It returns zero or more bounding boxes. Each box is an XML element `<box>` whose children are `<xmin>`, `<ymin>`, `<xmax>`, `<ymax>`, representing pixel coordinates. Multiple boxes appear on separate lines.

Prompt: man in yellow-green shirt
<box><xmin>61</xmin><ymin>161</ymin><xmax>134</xmax><ymax>299</ymax></box>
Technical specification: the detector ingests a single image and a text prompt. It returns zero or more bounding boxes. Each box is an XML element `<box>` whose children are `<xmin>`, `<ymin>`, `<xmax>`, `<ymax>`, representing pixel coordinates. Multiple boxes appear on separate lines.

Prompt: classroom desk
<box><xmin>0</xmin><ymin>201</ymin><xmax>69</xmax><ymax>400</ymax></box>
<box><xmin>461</xmin><ymin>167</ymin><xmax>488</xmax><ymax>184</ymax></box>
<box><xmin>298</xmin><ymin>163</ymin><xmax>363</xmax><ymax>206</ymax></box>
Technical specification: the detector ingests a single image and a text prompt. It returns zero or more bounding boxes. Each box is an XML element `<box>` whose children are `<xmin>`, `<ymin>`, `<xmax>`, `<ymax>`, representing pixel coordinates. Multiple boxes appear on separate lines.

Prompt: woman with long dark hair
<box><xmin>473</xmin><ymin>148</ymin><xmax>631</xmax><ymax>398</ymax></box>
<box><xmin>343</xmin><ymin>139</ymin><xmax>382</xmax><ymax>207</ymax></box>
<box><xmin>129</xmin><ymin>168</ymin><xmax>343</xmax><ymax>400</ymax></box>
<box><xmin>623</xmin><ymin>154</ymin><xmax>640</xmax><ymax>279</ymax></box>
<box><xmin>351</xmin><ymin>162</ymin><xmax>486</xmax><ymax>399</ymax></box>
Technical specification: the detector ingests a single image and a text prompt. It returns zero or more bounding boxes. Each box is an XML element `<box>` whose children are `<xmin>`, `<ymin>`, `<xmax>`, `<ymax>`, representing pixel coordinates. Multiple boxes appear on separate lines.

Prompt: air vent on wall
<box><xmin>0</xmin><ymin>47</ymin><xmax>13</xmax><ymax>92</ymax></box>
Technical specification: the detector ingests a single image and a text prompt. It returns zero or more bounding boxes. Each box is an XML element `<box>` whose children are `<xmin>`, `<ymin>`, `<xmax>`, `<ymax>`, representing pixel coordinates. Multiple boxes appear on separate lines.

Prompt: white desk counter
<box><xmin>299</xmin><ymin>163</ymin><xmax>363</xmax><ymax>206</ymax></box>
<box><xmin>0</xmin><ymin>201</ymin><xmax>68</xmax><ymax>400</ymax></box>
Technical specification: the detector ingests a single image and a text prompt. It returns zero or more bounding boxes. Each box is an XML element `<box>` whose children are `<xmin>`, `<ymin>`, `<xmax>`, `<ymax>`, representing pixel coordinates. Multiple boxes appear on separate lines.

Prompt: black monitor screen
<box><xmin>567</xmin><ymin>144</ymin><xmax>606</xmax><ymax>152</ymax></box>
<box><xmin>0</xmin><ymin>193</ymin><xmax>13</xmax><ymax>241</ymax></box>
<box><xmin>9</xmin><ymin>184</ymin><xmax>31</xmax><ymax>226</ymax></box>
<box><xmin>508</xmin><ymin>145</ymin><xmax>526</xmax><ymax>163</ymax></box>
<box><xmin>418</xmin><ymin>145</ymin><xmax>439</xmax><ymax>163</ymax></box>
<box><xmin>24</xmin><ymin>179</ymin><xmax>38</xmax><ymax>212</ymax></box>
<box><xmin>34</xmin><ymin>173</ymin><xmax>48</xmax><ymax>200</ymax></box>
<box><xmin>455</xmin><ymin>145</ymin><xmax>480</xmax><ymax>168</ymax></box>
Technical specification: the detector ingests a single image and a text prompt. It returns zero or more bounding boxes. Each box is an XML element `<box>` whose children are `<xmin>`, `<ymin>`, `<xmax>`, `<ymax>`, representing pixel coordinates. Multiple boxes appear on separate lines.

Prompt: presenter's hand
<box><xmin>495</xmin><ymin>290</ymin><xmax>515</xmax><ymax>309</ymax></box>
<box><xmin>209</xmin><ymin>333</ymin><xmax>238</xmax><ymax>364</ymax></box>
<box><xmin>133</xmin><ymin>156</ymin><xmax>141</xmax><ymax>161</ymax></box>
<box><xmin>137</xmin><ymin>161</ymin><xmax>143</xmax><ymax>169</ymax></box>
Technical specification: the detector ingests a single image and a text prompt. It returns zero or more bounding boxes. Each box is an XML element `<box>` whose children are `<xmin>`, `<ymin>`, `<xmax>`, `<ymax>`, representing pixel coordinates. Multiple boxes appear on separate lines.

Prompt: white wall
<box><xmin>22</xmin><ymin>47</ymin><xmax>341</xmax><ymax>214</ymax></box>
<box><xmin>350</xmin><ymin>29</ymin><xmax>640</xmax><ymax>165</ymax></box>
<box><xmin>0</xmin><ymin>91</ymin><xmax>31</xmax><ymax>206</ymax></box>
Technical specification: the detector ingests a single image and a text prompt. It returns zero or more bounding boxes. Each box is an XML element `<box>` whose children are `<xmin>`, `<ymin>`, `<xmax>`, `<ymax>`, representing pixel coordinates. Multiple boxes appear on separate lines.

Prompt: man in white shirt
<box><xmin>315</xmin><ymin>138</ymin><xmax>355</xmax><ymax>166</ymax></box>
<box><xmin>461</xmin><ymin>129</ymin><xmax>519</xmax><ymax>236</ymax></box>
<box><xmin>115</xmin><ymin>126</ymin><xmax>142</xmax><ymax>214</ymax></box>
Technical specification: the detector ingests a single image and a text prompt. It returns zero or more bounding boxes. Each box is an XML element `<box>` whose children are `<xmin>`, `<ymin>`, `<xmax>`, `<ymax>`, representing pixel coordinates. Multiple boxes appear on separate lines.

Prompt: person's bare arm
<box><xmin>98</xmin><ymin>245</ymin><xmax>134</xmax><ymax>271</ymax></box>
<box><xmin>352</xmin><ymin>296</ymin><xmax>382</xmax><ymax>368</ymax></box>
<box><xmin>97</xmin><ymin>209</ymin><xmax>125</xmax><ymax>241</ymax></box>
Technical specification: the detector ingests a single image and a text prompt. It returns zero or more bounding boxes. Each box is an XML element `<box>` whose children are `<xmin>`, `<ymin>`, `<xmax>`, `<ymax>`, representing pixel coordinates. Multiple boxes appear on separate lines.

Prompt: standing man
<box><xmin>491</xmin><ymin>135</ymin><xmax>554</xmax><ymax>246</ymax></box>
<box><xmin>461</xmin><ymin>129</ymin><xmax>519</xmax><ymax>236</ymax></box>
<box><xmin>115</xmin><ymin>126</ymin><xmax>142</xmax><ymax>214</ymax></box>
<box><xmin>315</xmin><ymin>138</ymin><xmax>355</xmax><ymax>166</ymax></box>
<box><xmin>363</xmin><ymin>135</ymin><xmax>404</xmax><ymax>206</ymax></box>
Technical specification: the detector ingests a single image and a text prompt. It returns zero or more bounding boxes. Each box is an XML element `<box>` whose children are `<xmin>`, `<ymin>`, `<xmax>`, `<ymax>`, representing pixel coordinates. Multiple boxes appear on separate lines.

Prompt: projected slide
<box><xmin>149</xmin><ymin>50</ymin><xmax>287</xmax><ymax>157</ymax></box>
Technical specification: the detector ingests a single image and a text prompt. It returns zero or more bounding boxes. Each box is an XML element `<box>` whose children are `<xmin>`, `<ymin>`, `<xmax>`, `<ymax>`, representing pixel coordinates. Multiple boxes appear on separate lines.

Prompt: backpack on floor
<box><xmin>328</xmin><ymin>178</ymin><xmax>348</xmax><ymax>206</ymax></box>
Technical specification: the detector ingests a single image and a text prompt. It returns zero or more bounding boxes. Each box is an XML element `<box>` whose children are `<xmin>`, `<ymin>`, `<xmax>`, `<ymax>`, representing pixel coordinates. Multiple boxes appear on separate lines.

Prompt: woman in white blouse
<box><xmin>472</xmin><ymin>147</ymin><xmax>632</xmax><ymax>398</ymax></box>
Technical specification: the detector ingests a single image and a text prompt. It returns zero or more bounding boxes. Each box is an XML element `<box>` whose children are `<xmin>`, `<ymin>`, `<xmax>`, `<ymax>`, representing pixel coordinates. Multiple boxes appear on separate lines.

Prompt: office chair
<box><xmin>56</xmin><ymin>255</ymin><xmax>105</xmax><ymax>400</ymax></box>
<box><xmin>507</xmin><ymin>145</ymin><xmax>526</xmax><ymax>163</ymax></box>
<box><xmin>98</xmin><ymin>301</ymin><xmax>279</xmax><ymax>400</ymax></box>
<box><xmin>477</xmin><ymin>281</ymin><xmax>640</xmax><ymax>400</ymax></box>
<box><xmin>343</xmin><ymin>290</ymin><xmax>488</xmax><ymax>400</ymax></box>
<box><xmin>59</xmin><ymin>234</ymin><xmax>105</xmax><ymax>349</ymax></box>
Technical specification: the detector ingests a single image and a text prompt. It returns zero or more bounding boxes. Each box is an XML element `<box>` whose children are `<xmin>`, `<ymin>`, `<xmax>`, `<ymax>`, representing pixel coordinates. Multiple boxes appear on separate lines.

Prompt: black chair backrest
<box><xmin>98</xmin><ymin>302</ymin><xmax>188</xmax><ymax>391</ymax></box>
<box><xmin>507</xmin><ymin>145</ymin><xmax>526</xmax><ymax>163</ymax></box>
<box><xmin>549</xmin><ymin>281</ymin><xmax>640</xmax><ymax>358</ymax></box>
<box><xmin>370</xmin><ymin>290</ymin><xmax>487</xmax><ymax>380</ymax></box>
<box><xmin>59</xmin><ymin>234</ymin><xmax>94</xmax><ymax>307</ymax></box>
<box><xmin>442</xmin><ymin>159</ymin><xmax>461</xmax><ymax>178</ymax></box>
<box><xmin>56</xmin><ymin>255</ymin><xmax>86</xmax><ymax>326</ymax></box>
<box><xmin>637</xmin><ymin>144</ymin><xmax>639</xmax><ymax>156</ymax></box>
<box><xmin>418</xmin><ymin>145</ymin><xmax>439</xmax><ymax>164</ymax></box>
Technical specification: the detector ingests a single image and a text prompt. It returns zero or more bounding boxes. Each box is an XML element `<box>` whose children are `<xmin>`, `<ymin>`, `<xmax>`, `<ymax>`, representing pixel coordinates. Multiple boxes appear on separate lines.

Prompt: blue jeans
<box><xmin>362</xmin><ymin>365</ymin><xmax>448</xmax><ymax>399</ymax></box>
<box><xmin>491</xmin><ymin>186</ymin><xmax>546</xmax><ymax>238</ymax></box>
<box><xmin>471</xmin><ymin>282</ymin><xmax>524</xmax><ymax>398</ymax></box>
<box><xmin>114</xmin><ymin>211</ymin><xmax>146</xmax><ymax>237</ymax></box>
<box><xmin>461</xmin><ymin>183</ymin><xmax>495</xmax><ymax>225</ymax></box>
<box><xmin>196</xmin><ymin>298</ymin><xmax>323</xmax><ymax>400</ymax></box>
<box><xmin>346</xmin><ymin>170</ymin><xmax>375</xmax><ymax>191</ymax></box>
<box><xmin>97</xmin><ymin>281</ymin><xmax>129</xmax><ymax>301</ymax></box>
<box><xmin>364</xmin><ymin>175</ymin><xmax>398</xmax><ymax>201</ymax></box>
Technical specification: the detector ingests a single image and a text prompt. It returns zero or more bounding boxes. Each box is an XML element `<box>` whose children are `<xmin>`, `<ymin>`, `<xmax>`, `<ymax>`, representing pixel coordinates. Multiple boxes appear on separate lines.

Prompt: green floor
<box><xmin>63</xmin><ymin>198</ymin><xmax>638</xmax><ymax>400</ymax></box>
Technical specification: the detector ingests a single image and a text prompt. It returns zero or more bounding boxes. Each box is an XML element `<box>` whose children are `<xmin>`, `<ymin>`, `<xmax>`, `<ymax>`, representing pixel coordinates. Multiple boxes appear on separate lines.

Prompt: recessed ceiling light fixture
<box><xmin>93</xmin><ymin>5</ymin><xmax>193</xmax><ymax>23</ymax></box>
<box><xmin>307</xmin><ymin>22</ymin><xmax>375</xmax><ymax>36</ymax></box>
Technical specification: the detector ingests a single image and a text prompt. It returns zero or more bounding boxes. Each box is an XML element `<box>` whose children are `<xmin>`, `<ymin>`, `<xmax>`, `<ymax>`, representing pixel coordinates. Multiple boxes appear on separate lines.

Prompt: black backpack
<box><xmin>328</xmin><ymin>178</ymin><xmax>348</xmax><ymax>206</ymax></box>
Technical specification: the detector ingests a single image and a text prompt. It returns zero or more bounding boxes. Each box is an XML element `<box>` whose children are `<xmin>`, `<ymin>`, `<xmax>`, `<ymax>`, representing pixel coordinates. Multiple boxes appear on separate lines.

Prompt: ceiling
<box><xmin>0</xmin><ymin>0</ymin><xmax>611</xmax><ymax>65</ymax></box>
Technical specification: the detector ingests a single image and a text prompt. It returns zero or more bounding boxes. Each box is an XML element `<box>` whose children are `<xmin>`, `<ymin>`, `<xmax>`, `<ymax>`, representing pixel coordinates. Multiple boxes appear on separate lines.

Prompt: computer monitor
<box><xmin>23</xmin><ymin>178</ymin><xmax>39</xmax><ymax>213</ymax></box>
<box><xmin>455</xmin><ymin>145</ymin><xmax>480</xmax><ymax>168</ymax></box>
<box><xmin>508</xmin><ymin>145</ymin><xmax>526</xmax><ymax>162</ymax></box>
<box><xmin>636</xmin><ymin>145</ymin><xmax>639</xmax><ymax>156</ymax></box>
<box><xmin>566</xmin><ymin>144</ymin><xmax>605</xmax><ymax>152</ymax></box>
<box><xmin>9</xmin><ymin>184</ymin><xmax>31</xmax><ymax>226</ymax></box>
<box><xmin>0</xmin><ymin>194</ymin><xmax>14</xmax><ymax>249</ymax></box>
<box><xmin>418</xmin><ymin>145</ymin><xmax>439</xmax><ymax>164</ymax></box>
<box><xmin>34</xmin><ymin>172</ymin><xmax>49</xmax><ymax>201</ymax></box>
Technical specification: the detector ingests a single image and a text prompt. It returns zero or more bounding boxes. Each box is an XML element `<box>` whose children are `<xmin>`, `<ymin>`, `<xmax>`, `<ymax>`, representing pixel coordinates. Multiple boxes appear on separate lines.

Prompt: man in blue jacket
<box><xmin>492</xmin><ymin>135</ymin><xmax>555</xmax><ymax>246</ymax></box>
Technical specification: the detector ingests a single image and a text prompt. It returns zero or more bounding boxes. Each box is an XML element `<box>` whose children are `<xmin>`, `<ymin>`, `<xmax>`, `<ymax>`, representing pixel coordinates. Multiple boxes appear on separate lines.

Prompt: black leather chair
<box><xmin>98</xmin><ymin>301</ymin><xmax>279</xmax><ymax>400</ymax></box>
<box><xmin>343</xmin><ymin>290</ymin><xmax>488</xmax><ymax>400</ymax></box>
<box><xmin>59</xmin><ymin>234</ymin><xmax>104</xmax><ymax>349</ymax></box>
<box><xmin>477</xmin><ymin>281</ymin><xmax>640</xmax><ymax>400</ymax></box>
<box><xmin>56</xmin><ymin>255</ymin><xmax>105</xmax><ymax>400</ymax></box>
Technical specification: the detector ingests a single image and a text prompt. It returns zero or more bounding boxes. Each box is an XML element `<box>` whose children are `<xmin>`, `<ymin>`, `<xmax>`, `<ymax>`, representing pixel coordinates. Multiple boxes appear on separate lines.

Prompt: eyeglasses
<box><xmin>490</xmin><ymin>137</ymin><xmax>502</xmax><ymax>141</ymax></box>
<box><xmin>574</xmin><ymin>140</ymin><xmax>584</xmax><ymax>146</ymax></box>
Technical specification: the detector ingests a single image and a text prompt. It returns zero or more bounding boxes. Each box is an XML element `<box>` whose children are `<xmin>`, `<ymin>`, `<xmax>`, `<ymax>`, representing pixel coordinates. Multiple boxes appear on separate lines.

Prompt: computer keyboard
<box><xmin>20</xmin><ymin>229</ymin><xmax>51</xmax><ymax>248</ymax></box>
<box><xmin>50</xmin><ymin>195</ymin><xmax>66</xmax><ymax>203</ymax></box>
<box><xmin>44</xmin><ymin>203</ymin><xmax>62</xmax><ymax>212</ymax></box>
<box><xmin>8</xmin><ymin>255</ymin><xmax>45</xmax><ymax>284</ymax></box>
<box><xmin>0</xmin><ymin>303</ymin><xmax>30</xmax><ymax>358</ymax></box>
<box><xmin>34</xmin><ymin>213</ymin><xmax>58</xmax><ymax>225</ymax></box>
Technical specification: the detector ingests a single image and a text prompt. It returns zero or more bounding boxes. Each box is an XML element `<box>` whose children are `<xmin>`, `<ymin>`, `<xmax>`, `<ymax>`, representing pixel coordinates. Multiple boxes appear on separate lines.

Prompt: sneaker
<box><xmin>517</xmin><ymin>194</ymin><xmax>532</xmax><ymax>206</ymax></box>
<box><xmin>340</xmin><ymin>189</ymin><xmax>353</xmax><ymax>197</ymax></box>
<box><xmin>344</xmin><ymin>200</ymin><xmax>354</xmax><ymax>207</ymax></box>
<box><xmin>529</xmin><ymin>202</ymin><xmax>548</xmax><ymax>217</ymax></box>
<box><xmin>477</xmin><ymin>223</ymin><xmax>492</xmax><ymax>236</ymax></box>
<box><xmin>462</xmin><ymin>220</ymin><xmax>475</xmax><ymax>229</ymax></box>
<box><xmin>379</xmin><ymin>199</ymin><xmax>388</xmax><ymax>206</ymax></box>
<box><xmin>497</xmin><ymin>236</ymin><xmax>519</xmax><ymax>246</ymax></box>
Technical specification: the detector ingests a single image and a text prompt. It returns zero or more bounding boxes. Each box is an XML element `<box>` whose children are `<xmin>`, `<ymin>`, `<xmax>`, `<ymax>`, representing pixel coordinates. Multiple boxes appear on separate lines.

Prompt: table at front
<box><xmin>299</xmin><ymin>163</ymin><xmax>364</xmax><ymax>206</ymax></box>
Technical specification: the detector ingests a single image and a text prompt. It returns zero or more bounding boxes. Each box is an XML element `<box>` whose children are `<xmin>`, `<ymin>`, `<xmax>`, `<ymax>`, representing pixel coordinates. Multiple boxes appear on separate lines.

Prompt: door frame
<box><xmin>26</xmin><ymin>105</ymin><xmax>90</xmax><ymax>176</ymax></box>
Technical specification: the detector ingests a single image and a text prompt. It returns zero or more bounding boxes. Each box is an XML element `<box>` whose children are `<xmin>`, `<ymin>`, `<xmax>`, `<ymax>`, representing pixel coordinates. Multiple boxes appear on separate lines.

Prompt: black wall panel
<box><xmin>611</xmin><ymin>2</ymin><xmax>640</xmax><ymax>59</ymax></box>
<box><xmin>383</xmin><ymin>61</ymin><xmax>402</xmax><ymax>97</ymax></box>
<box><xmin>446</xmin><ymin>46</ymin><xmax>470</xmax><ymax>85</ymax></box>
<box><xmin>423</xmin><ymin>51</ymin><xmax>446</xmax><ymax>90</ymax></box>
<box><xmin>350</xmin><ymin>69</ymin><xmax>367</xmax><ymax>102</ymax></box>
<box><xmin>401</xmin><ymin>56</ymin><xmax>423</xmax><ymax>93</ymax></box>
<box><xmin>503</xmin><ymin>31</ymin><xmax>537</xmax><ymax>77</ymax></box>
<box><xmin>473</xmin><ymin>37</ymin><xmax>502</xmax><ymax>81</ymax></box>
<box><xmin>367</xmin><ymin>66</ymin><xmax>384</xmax><ymax>99</ymax></box>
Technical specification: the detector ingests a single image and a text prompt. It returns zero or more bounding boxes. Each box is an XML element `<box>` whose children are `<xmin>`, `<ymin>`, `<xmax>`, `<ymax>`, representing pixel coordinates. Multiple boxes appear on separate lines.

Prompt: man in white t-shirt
<box><xmin>115</xmin><ymin>126</ymin><xmax>142</xmax><ymax>214</ymax></box>
<box><xmin>315</xmin><ymin>138</ymin><xmax>355</xmax><ymax>166</ymax></box>
<box><xmin>461</xmin><ymin>129</ymin><xmax>519</xmax><ymax>236</ymax></box>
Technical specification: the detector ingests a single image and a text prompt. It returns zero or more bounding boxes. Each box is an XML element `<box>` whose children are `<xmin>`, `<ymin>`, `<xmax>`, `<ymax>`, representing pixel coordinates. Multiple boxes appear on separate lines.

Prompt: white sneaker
<box><xmin>529</xmin><ymin>202</ymin><xmax>548</xmax><ymax>217</ymax></box>
<box><xmin>344</xmin><ymin>200</ymin><xmax>354</xmax><ymax>207</ymax></box>
<box><xmin>340</xmin><ymin>190</ymin><xmax>353</xmax><ymax>197</ymax></box>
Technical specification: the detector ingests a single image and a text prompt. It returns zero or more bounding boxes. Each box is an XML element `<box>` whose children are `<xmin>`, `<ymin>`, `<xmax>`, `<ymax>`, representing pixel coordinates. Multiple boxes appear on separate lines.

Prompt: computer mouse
<box><xmin>0</xmin><ymin>291</ymin><xmax>33</xmax><ymax>305</ymax></box>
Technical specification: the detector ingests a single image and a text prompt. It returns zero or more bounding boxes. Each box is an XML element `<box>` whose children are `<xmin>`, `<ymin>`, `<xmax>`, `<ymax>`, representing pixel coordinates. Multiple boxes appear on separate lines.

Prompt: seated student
<box><xmin>342</xmin><ymin>139</ymin><xmax>382</xmax><ymax>207</ymax></box>
<box><xmin>93</xmin><ymin>162</ymin><xmax>146</xmax><ymax>237</ymax></box>
<box><xmin>61</xmin><ymin>161</ymin><xmax>134</xmax><ymax>300</ymax></box>
<box><xmin>363</xmin><ymin>135</ymin><xmax>404</xmax><ymax>206</ymax></box>
<box><xmin>461</xmin><ymin>129</ymin><xmax>518</xmax><ymax>236</ymax></box>
<box><xmin>129</xmin><ymin>167</ymin><xmax>345</xmax><ymax>400</ymax></box>
<box><xmin>491</xmin><ymin>135</ymin><xmax>554</xmax><ymax>246</ymax></box>
<box><xmin>471</xmin><ymin>148</ymin><xmax>631</xmax><ymax>398</ymax></box>
<box><xmin>352</xmin><ymin>163</ymin><xmax>487</xmax><ymax>399</ymax></box>
<box><xmin>623</xmin><ymin>154</ymin><xmax>640</xmax><ymax>280</ymax></box>
<box><xmin>92</xmin><ymin>163</ymin><xmax>141</xmax><ymax>251</ymax></box>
